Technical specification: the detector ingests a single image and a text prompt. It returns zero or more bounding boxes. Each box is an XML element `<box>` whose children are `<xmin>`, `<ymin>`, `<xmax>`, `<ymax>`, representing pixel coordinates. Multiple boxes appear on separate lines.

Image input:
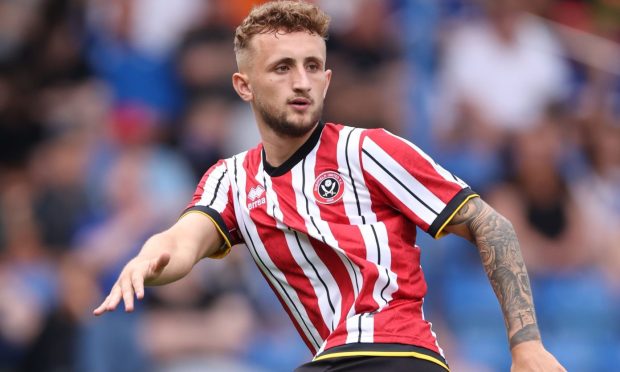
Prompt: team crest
<box><xmin>313</xmin><ymin>171</ymin><xmax>345</xmax><ymax>204</ymax></box>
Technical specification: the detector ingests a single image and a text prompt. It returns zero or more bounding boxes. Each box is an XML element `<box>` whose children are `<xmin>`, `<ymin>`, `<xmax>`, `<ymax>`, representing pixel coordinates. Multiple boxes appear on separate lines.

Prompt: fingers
<box><xmin>93</xmin><ymin>266</ymin><xmax>149</xmax><ymax>315</ymax></box>
<box><xmin>93</xmin><ymin>253</ymin><xmax>170</xmax><ymax>316</ymax></box>
<box><xmin>93</xmin><ymin>284</ymin><xmax>122</xmax><ymax>316</ymax></box>
<box><xmin>93</xmin><ymin>278</ymin><xmax>140</xmax><ymax>315</ymax></box>
<box><xmin>120</xmin><ymin>277</ymin><xmax>135</xmax><ymax>312</ymax></box>
<box><xmin>93</xmin><ymin>299</ymin><xmax>109</xmax><ymax>316</ymax></box>
<box><xmin>132</xmin><ymin>271</ymin><xmax>145</xmax><ymax>300</ymax></box>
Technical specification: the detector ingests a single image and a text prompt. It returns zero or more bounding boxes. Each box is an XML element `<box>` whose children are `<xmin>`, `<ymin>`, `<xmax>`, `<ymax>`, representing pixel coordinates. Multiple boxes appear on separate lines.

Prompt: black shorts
<box><xmin>295</xmin><ymin>343</ymin><xmax>449</xmax><ymax>372</ymax></box>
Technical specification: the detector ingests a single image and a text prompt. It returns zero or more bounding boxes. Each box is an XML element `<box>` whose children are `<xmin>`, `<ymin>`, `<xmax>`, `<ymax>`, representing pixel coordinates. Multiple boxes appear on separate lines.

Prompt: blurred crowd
<box><xmin>0</xmin><ymin>0</ymin><xmax>618</xmax><ymax>371</ymax></box>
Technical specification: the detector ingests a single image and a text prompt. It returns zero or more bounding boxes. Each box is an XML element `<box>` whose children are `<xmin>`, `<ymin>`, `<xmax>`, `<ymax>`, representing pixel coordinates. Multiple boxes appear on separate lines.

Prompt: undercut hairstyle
<box><xmin>234</xmin><ymin>0</ymin><xmax>330</xmax><ymax>55</ymax></box>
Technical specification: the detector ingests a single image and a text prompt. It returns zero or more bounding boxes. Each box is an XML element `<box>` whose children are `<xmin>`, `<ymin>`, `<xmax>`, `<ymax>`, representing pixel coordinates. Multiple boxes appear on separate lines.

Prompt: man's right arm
<box><xmin>93</xmin><ymin>212</ymin><xmax>225</xmax><ymax>315</ymax></box>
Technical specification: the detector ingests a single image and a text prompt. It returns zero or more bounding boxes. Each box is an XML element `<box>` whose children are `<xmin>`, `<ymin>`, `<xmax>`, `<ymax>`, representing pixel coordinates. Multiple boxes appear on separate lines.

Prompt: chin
<box><xmin>258</xmin><ymin>102</ymin><xmax>321</xmax><ymax>137</ymax></box>
<box><xmin>292</xmin><ymin>118</ymin><xmax>318</xmax><ymax>132</ymax></box>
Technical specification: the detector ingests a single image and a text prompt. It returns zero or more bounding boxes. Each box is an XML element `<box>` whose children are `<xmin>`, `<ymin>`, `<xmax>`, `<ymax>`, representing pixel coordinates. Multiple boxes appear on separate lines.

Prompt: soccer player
<box><xmin>94</xmin><ymin>1</ymin><xmax>566</xmax><ymax>371</ymax></box>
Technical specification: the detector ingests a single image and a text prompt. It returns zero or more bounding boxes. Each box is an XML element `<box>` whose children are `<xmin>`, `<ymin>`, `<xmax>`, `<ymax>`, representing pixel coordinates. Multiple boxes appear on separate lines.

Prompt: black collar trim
<box><xmin>262</xmin><ymin>121</ymin><xmax>325</xmax><ymax>177</ymax></box>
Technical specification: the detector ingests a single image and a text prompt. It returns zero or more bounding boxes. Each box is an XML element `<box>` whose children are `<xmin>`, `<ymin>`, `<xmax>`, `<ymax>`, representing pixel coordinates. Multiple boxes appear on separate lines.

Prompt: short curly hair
<box><xmin>234</xmin><ymin>0</ymin><xmax>330</xmax><ymax>54</ymax></box>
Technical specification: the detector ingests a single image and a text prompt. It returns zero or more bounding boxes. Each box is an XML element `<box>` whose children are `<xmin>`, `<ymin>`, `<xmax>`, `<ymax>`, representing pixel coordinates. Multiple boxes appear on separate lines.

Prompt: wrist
<box><xmin>509</xmin><ymin>323</ymin><xmax>541</xmax><ymax>349</ymax></box>
<box><xmin>510</xmin><ymin>339</ymin><xmax>544</xmax><ymax>357</ymax></box>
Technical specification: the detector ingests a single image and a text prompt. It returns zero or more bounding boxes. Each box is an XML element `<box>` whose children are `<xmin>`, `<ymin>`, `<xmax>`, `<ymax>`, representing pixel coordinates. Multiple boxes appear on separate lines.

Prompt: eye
<box><xmin>275</xmin><ymin>65</ymin><xmax>289</xmax><ymax>73</ymax></box>
<box><xmin>306</xmin><ymin>63</ymin><xmax>320</xmax><ymax>72</ymax></box>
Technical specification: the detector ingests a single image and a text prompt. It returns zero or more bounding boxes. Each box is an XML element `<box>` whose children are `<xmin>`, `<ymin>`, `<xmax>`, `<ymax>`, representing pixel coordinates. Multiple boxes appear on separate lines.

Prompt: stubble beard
<box><xmin>255</xmin><ymin>97</ymin><xmax>323</xmax><ymax>138</ymax></box>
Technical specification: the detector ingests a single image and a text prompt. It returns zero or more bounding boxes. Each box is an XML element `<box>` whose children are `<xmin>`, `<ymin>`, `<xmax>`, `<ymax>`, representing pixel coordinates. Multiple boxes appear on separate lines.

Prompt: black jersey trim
<box><xmin>180</xmin><ymin>206</ymin><xmax>232</xmax><ymax>258</ymax></box>
<box><xmin>312</xmin><ymin>343</ymin><xmax>449</xmax><ymax>371</ymax></box>
<box><xmin>262</xmin><ymin>121</ymin><xmax>325</xmax><ymax>177</ymax></box>
<box><xmin>427</xmin><ymin>188</ymin><xmax>479</xmax><ymax>239</ymax></box>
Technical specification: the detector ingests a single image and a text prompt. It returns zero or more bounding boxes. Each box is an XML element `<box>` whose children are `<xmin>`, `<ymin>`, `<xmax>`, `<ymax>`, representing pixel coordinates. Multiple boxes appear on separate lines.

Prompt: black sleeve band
<box><xmin>181</xmin><ymin>205</ymin><xmax>233</xmax><ymax>249</ymax></box>
<box><xmin>427</xmin><ymin>187</ymin><xmax>479</xmax><ymax>239</ymax></box>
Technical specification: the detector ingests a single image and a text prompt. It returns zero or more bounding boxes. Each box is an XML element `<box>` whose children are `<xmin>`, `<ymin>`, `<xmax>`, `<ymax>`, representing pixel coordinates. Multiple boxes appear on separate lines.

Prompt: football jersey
<box><xmin>183</xmin><ymin>122</ymin><xmax>478</xmax><ymax>357</ymax></box>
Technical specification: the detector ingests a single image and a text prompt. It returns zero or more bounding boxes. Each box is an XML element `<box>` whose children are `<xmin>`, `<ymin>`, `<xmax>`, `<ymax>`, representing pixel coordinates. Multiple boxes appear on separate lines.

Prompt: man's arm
<box><xmin>443</xmin><ymin>197</ymin><xmax>565</xmax><ymax>371</ymax></box>
<box><xmin>93</xmin><ymin>213</ymin><xmax>225</xmax><ymax>315</ymax></box>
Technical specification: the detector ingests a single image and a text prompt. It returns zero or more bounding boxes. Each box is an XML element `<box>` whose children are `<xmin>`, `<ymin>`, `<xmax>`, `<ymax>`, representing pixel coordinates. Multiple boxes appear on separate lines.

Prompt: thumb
<box><xmin>151</xmin><ymin>252</ymin><xmax>171</xmax><ymax>274</ymax></box>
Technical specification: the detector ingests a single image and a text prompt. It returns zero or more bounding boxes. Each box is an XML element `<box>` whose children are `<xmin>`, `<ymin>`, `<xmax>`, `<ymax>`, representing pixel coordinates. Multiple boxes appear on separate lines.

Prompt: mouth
<box><xmin>288</xmin><ymin>97</ymin><xmax>312</xmax><ymax>111</ymax></box>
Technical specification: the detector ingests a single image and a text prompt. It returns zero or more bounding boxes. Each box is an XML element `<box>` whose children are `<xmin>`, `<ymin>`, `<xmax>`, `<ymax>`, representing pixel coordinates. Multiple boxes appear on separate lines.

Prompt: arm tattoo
<box><xmin>449</xmin><ymin>197</ymin><xmax>541</xmax><ymax>349</ymax></box>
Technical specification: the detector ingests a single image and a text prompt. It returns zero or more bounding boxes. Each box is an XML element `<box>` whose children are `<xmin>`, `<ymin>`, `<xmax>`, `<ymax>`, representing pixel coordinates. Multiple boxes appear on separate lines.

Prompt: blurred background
<box><xmin>0</xmin><ymin>0</ymin><xmax>618</xmax><ymax>371</ymax></box>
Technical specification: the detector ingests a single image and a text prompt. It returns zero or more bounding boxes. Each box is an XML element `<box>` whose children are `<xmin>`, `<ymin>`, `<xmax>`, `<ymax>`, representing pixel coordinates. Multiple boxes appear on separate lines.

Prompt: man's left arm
<box><xmin>443</xmin><ymin>197</ymin><xmax>566</xmax><ymax>372</ymax></box>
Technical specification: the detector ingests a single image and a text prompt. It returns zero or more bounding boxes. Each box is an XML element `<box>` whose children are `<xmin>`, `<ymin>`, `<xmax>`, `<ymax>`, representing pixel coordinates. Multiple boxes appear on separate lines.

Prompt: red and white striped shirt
<box><xmin>184</xmin><ymin>122</ymin><xmax>477</xmax><ymax>358</ymax></box>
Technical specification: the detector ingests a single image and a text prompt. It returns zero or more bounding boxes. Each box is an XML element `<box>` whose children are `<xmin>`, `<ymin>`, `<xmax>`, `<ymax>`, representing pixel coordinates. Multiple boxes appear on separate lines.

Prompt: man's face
<box><xmin>239</xmin><ymin>31</ymin><xmax>331</xmax><ymax>138</ymax></box>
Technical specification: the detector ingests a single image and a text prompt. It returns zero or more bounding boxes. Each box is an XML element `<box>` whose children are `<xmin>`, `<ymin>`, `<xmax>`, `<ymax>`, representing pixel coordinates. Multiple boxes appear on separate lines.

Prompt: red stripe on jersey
<box><xmin>383</xmin><ymin>218</ymin><xmax>425</xmax><ymax>301</ymax></box>
<box><xmin>251</xmin><ymin>172</ymin><xmax>332</xmax><ymax>340</ymax></box>
<box><xmin>269</xmin><ymin>172</ymin><xmax>308</xmax><ymax>232</ymax></box>
<box><xmin>371</xmin><ymin>298</ymin><xmax>441</xmax><ymax>354</ymax></box>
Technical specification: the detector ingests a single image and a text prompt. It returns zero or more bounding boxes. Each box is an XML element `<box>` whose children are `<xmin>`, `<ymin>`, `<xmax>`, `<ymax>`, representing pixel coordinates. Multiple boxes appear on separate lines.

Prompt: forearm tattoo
<box><xmin>449</xmin><ymin>197</ymin><xmax>541</xmax><ymax>349</ymax></box>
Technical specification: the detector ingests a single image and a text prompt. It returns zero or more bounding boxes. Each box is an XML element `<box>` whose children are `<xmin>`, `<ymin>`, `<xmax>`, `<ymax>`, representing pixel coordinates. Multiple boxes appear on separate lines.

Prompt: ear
<box><xmin>323</xmin><ymin>69</ymin><xmax>332</xmax><ymax>99</ymax></box>
<box><xmin>232</xmin><ymin>72</ymin><xmax>253</xmax><ymax>102</ymax></box>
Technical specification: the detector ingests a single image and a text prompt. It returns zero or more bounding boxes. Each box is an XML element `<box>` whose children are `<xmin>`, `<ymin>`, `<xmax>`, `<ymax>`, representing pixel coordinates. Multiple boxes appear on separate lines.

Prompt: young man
<box><xmin>94</xmin><ymin>1</ymin><xmax>565</xmax><ymax>371</ymax></box>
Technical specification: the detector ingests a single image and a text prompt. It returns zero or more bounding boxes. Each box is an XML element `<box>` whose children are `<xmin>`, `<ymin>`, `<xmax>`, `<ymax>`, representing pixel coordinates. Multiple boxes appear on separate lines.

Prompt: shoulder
<box><xmin>358</xmin><ymin>126</ymin><xmax>408</xmax><ymax>148</ymax></box>
<box><xmin>323</xmin><ymin>122</ymin><xmax>390</xmax><ymax>142</ymax></box>
<box><xmin>322</xmin><ymin>124</ymin><xmax>419</xmax><ymax>152</ymax></box>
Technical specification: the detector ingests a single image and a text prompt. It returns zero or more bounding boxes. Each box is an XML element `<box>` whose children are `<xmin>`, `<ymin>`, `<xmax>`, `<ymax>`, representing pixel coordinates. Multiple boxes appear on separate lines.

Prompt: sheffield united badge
<box><xmin>313</xmin><ymin>171</ymin><xmax>345</xmax><ymax>204</ymax></box>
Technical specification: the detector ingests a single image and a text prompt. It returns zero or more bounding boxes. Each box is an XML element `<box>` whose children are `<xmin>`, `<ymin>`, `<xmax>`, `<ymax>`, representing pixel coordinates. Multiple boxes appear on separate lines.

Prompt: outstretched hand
<box><xmin>93</xmin><ymin>252</ymin><xmax>171</xmax><ymax>315</ymax></box>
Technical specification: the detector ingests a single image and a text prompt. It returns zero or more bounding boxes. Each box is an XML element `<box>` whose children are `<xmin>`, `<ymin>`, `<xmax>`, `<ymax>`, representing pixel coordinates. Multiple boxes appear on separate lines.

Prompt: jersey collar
<box><xmin>262</xmin><ymin>121</ymin><xmax>325</xmax><ymax>177</ymax></box>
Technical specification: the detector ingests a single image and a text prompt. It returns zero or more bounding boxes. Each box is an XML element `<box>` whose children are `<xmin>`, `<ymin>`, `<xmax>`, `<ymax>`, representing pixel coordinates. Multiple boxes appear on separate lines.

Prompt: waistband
<box><xmin>313</xmin><ymin>343</ymin><xmax>449</xmax><ymax>371</ymax></box>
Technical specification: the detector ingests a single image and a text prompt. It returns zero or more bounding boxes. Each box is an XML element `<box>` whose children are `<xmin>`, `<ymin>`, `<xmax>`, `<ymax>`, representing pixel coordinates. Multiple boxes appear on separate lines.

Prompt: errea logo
<box><xmin>248</xmin><ymin>185</ymin><xmax>265</xmax><ymax>201</ymax></box>
<box><xmin>247</xmin><ymin>185</ymin><xmax>266</xmax><ymax>210</ymax></box>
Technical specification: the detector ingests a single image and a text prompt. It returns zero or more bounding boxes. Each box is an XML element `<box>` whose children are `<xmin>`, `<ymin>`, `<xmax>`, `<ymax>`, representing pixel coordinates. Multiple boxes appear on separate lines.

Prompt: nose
<box><xmin>292</xmin><ymin>67</ymin><xmax>311</xmax><ymax>92</ymax></box>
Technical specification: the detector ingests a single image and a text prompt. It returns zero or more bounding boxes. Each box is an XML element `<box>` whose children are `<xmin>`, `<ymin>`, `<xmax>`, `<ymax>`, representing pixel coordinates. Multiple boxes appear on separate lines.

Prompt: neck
<box><xmin>259</xmin><ymin>121</ymin><xmax>319</xmax><ymax>168</ymax></box>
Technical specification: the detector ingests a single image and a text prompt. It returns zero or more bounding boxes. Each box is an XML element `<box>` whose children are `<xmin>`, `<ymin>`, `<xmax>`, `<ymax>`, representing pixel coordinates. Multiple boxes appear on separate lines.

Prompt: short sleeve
<box><xmin>181</xmin><ymin>159</ymin><xmax>242</xmax><ymax>258</ymax></box>
<box><xmin>360</xmin><ymin>129</ymin><xmax>479</xmax><ymax>238</ymax></box>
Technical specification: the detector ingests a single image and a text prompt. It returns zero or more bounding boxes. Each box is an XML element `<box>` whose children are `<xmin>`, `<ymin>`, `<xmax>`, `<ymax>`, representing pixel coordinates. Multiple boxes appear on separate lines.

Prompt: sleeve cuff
<box><xmin>428</xmin><ymin>188</ymin><xmax>479</xmax><ymax>239</ymax></box>
<box><xmin>179</xmin><ymin>206</ymin><xmax>233</xmax><ymax>259</ymax></box>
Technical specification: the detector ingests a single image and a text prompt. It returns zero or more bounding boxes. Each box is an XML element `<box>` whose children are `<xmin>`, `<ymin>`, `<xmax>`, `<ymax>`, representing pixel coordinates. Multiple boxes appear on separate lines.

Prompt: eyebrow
<box><xmin>269</xmin><ymin>56</ymin><xmax>325</xmax><ymax>69</ymax></box>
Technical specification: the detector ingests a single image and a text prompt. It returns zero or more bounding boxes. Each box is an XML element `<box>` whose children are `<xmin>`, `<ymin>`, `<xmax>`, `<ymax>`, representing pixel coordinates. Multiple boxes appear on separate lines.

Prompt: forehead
<box><xmin>249</xmin><ymin>31</ymin><xmax>326</xmax><ymax>64</ymax></box>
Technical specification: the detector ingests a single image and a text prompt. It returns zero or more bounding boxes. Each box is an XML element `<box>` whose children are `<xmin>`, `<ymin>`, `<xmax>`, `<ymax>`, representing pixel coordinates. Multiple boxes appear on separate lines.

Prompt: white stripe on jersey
<box><xmin>263</xmin><ymin>171</ymin><xmax>342</xmax><ymax>333</ymax></box>
<box><xmin>228</xmin><ymin>154</ymin><xmax>324</xmax><ymax>352</ymax></box>
<box><xmin>361</xmin><ymin>137</ymin><xmax>447</xmax><ymax>225</ymax></box>
<box><xmin>292</xmin><ymin>143</ymin><xmax>363</xmax><ymax>332</ymax></box>
<box><xmin>337</xmin><ymin>126</ymin><xmax>399</xmax><ymax>343</ymax></box>
<box><xmin>345</xmin><ymin>312</ymin><xmax>375</xmax><ymax>343</ymax></box>
<box><xmin>336</xmin><ymin>126</ymin><xmax>365</xmax><ymax>301</ymax></box>
<box><xmin>196</xmin><ymin>162</ymin><xmax>229</xmax><ymax>212</ymax></box>
<box><xmin>367</xmin><ymin>223</ymin><xmax>398</xmax><ymax>311</ymax></box>
<box><xmin>337</xmin><ymin>127</ymin><xmax>366</xmax><ymax>226</ymax></box>
<box><xmin>384</xmin><ymin>130</ymin><xmax>468</xmax><ymax>189</ymax></box>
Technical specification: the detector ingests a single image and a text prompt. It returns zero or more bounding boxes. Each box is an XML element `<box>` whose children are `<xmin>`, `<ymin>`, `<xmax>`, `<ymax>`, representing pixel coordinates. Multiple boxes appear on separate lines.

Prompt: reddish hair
<box><xmin>234</xmin><ymin>1</ymin><xmax>330</xmax><ymax>53</ymax></box>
